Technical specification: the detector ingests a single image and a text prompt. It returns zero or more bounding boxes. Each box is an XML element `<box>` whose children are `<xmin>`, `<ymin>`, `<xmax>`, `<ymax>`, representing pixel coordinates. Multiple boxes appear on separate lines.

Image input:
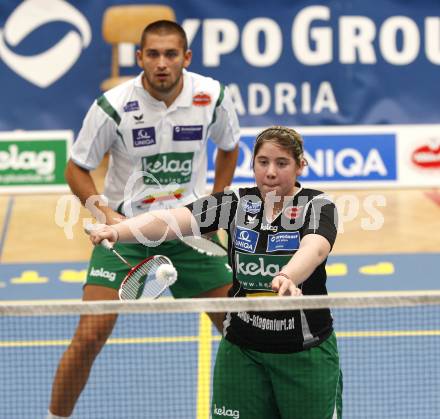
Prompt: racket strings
<box><xmin>119</xmin><ymin>256</ymin><xmax>173</xmax><ymax>300</ymax></box>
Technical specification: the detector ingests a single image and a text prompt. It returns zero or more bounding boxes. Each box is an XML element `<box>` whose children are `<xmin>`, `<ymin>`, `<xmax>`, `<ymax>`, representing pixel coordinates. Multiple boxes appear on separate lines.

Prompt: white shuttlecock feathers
<box><xmin>155</xmin><ymin>264</ymin><xmax>177</xmax><ymax>285</ymax></box>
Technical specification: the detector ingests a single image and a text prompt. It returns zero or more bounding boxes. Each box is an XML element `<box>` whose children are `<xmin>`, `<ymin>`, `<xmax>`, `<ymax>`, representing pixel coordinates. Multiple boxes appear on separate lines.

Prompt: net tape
<box><xmin>2</xmin><ymin>291</ymin><xmax>440</xmax><ymax>316</ymax></box>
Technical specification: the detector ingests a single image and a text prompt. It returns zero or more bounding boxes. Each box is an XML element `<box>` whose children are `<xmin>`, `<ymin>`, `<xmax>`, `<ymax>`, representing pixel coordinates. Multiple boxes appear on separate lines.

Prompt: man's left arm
<box><xmin>212</xmin><ymin>145</ymin><xmax>239</xmax><ymax>193</ymax></box>
<box><xmin>210</xmin><ymin>85</ymin><xmax>241</xmax><ymax>193</ymax></box>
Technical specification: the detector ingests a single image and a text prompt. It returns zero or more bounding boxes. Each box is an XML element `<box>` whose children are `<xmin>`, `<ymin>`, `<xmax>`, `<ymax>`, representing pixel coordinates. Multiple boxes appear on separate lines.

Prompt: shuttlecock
<box><xmin>155</xmin><ymin>264</ymin><xmax>177</xmax><ymax>285</ymax></box>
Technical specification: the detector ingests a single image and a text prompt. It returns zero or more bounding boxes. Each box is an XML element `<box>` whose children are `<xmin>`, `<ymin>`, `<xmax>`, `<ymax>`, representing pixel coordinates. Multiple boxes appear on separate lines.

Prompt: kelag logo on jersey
<box><xmin>267</xmin><ymin>232</ymin><xmax>300</xmax><ymax>252</ymax></box>
<box><xmin>234</xmin><ymin>227</ymin><xmax>259</xmax><ymax>253</ymax></box>
<box><xmin>132</xmin><ymin>128</ymin><xmax>155</xmax><ymax>147</ymax></box>
<box><xmin>235</xmin><ymin>253</ymin><xmax>291</xmax><ymax>290</ymax></box>
<box><xmin>173</xmin><ymin>125</ymin><xmax>203</xmax><ymax>141</ymax></box>
<box><xmin>141</xmin><ymin>152</ymin><xmax>194</xmax><ymax>185</ymax></box>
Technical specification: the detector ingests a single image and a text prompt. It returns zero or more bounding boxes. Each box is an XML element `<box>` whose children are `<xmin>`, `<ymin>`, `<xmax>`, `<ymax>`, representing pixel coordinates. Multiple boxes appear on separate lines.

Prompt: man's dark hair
<box><xmin>140</xmin><ymin>20</ymin><xmax>188</xmax><ymax>51</ymax></box>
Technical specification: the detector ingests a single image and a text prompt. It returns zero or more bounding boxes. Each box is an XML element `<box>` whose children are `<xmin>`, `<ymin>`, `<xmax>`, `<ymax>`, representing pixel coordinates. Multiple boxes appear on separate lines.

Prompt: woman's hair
<box><xmin>253</xmin><ymin>126</ymin><xmax>306</xmax><ymax>166</ymax></box>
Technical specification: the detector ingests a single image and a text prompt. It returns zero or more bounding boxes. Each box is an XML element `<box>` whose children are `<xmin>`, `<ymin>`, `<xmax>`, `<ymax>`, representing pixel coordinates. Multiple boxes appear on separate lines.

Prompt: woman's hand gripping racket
<box><xmin>85</xmin><ymin>224</ymin><xmax>177</xmax><ymax>300</ymax></box>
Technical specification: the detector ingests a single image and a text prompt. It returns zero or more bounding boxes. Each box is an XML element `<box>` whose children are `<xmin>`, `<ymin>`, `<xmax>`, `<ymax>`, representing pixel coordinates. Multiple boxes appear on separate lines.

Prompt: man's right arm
<box><xmin>65</xmin><ymin>159</ymin><xmax>125</xmax><ymax>225</ymax></box>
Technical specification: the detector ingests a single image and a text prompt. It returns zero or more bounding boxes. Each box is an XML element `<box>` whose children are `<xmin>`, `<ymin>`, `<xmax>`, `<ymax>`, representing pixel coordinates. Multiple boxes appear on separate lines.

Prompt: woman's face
<box><xmin>253</xmin><ymin>141</ymin><xmax>303</xmax><ymax>200</ymax></box>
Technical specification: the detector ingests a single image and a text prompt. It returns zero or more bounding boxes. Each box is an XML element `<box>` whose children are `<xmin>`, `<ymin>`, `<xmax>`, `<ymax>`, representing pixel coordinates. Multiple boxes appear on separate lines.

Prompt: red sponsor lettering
<box><xmin>411</xmin><ymin>143</ymin><xmax>440</xmax><ymax>169</ymax></box>
<box><xmin>193</xmin><ymin>92</ymin><xmax>211</xmax><ymax>106</ymax></box>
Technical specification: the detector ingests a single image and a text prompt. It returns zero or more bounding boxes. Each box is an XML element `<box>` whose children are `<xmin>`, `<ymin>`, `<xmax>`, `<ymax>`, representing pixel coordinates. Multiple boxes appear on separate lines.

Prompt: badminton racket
<box><xmin>179</xmin><ymin>234</ymin><xmax>228</xmax><ymax>257</ymax></box>
<box><xmin>84</xmin><ymin>224</ymin><xmax>177</xmax><ymax>299</ymax></box>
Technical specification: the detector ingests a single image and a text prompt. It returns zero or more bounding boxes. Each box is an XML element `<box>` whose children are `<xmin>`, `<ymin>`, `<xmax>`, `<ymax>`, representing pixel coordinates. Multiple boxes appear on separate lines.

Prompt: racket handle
<box><xmin>101</xmin><ymin>239</ymin><xmax>114</xmax><ymax>250</ymax></box>
<box><xmin>84</xmin><ymin>224</ymin><xmax>114</xmax><ymax>250</ymax></box>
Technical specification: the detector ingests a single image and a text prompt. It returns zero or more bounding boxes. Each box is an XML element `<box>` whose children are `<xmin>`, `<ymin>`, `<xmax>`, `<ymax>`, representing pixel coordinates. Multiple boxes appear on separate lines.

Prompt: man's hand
<box><xmin>64</xmin><ymin>160</ymin><xmax>126</xmax><ymax>226</ymax></box>
<box><xmin>98</xmin><ymin>206</ymin><xmax>126</xmax><ymax>225</ymax></box>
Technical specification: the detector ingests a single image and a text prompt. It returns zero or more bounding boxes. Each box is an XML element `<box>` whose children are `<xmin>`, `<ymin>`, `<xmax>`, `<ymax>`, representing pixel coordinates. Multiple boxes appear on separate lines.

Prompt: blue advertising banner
<box><xmin>1</xmin><ymin>0</ymin><xmax>440</xmax><ymax>133</ymax></box>
<box><xmin>301</xmin><ymin>134</ymin><xmax>397</xmax><ymax>182</ymax></box>
<box><xmin>207</xmin><ymin>127</ymin><xmax>398</xmax><ymax>186</ymax></box>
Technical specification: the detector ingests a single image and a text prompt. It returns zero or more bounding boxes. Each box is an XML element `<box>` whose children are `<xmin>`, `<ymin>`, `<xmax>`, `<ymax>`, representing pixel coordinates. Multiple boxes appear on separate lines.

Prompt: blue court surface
<box><xmin>0</xmin><ymin>253</ymin><xmax>439</xmax><ymax>418</ymax></box>
<box><xmin>0</xmin><ymin>253</ymin><xmax>438</xmax><ymax>301</ymax></box>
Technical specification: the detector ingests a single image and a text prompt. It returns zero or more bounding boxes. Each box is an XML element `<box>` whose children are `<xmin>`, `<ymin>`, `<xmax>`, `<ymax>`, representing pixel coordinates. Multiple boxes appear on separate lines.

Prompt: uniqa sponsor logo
<box><xmin>213</xmin><ymin>404</ymin><xmax>239</xmax><ymax>419</ymax></box>
<box><xmin>238</xmin><ymin>230</ymin><xmax>251</xmax><ymax>241</ymax></box>
<box><xmin>235</xmin><ymin>240</ymin><xmax>254</xmax><ymax>251</ymax></box>
<box><xmin>0</xmin><ymin>145</ymin><xmax>55</xmax><ymax>175</ymax></box>
<box><xmin>145</xmin><ymin>155</ymin><xmax>192</xmax><ymax>177</ymax></box>
<box><xmin>135</xmin><ymin>129</ymin><xmax>153</xmax><ymax>140</ymax></box>
<box><xmin>236</xmin><ymin>254</ymin><xmax>281</xmax><ymax>277</ymax></box>
<box><xmin>302</xmin><ymin>148</ymin><xmax>388</xmax><ymax>178</ymax></box>
<box><xmin>90</xmin><ymin>267</ymin><xmax>116</xmax><ymax>282</ymax></box>
<box><xmin>235</xmin><ymin>229</ymin><xmax>257</xmax><ymax>252</ymax></box>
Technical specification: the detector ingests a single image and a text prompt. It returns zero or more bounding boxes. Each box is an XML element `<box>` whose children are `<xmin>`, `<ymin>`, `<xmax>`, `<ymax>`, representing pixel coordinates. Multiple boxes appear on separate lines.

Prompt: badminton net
<box><xmin>0</xmin><ymin>292</ymin><xmax>439</xmax><ymax>419</ymax></box>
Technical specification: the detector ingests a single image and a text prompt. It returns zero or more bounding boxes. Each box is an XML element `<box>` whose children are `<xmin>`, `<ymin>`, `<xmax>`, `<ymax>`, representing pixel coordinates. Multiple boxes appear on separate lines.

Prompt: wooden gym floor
<box><xmin>1</xmin><ymin>149</ymin><xmax>440</xmax><ymax>263</ymax></box>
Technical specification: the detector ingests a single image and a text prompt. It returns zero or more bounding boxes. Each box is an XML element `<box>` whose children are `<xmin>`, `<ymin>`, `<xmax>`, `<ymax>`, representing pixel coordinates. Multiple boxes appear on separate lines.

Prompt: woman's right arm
<box><xmin>89</xmin><ymin>206</ymin><xmax>198</xmax><ymax>246</ymax></box>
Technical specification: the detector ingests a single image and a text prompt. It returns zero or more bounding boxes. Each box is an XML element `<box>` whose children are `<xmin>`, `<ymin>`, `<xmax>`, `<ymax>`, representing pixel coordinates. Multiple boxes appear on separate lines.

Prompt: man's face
<box><xmin>136</xmin><ymin>33</ymin><xmax>192</xmax><ymax>97</ymax></box>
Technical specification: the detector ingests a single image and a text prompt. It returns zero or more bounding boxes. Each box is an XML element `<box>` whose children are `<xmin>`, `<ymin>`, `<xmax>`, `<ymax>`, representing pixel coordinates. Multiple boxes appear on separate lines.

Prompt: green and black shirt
<box><xmin>187</xmin><ymin>183</ymin><xmax>338</xmax><ymax>353</ymax></box>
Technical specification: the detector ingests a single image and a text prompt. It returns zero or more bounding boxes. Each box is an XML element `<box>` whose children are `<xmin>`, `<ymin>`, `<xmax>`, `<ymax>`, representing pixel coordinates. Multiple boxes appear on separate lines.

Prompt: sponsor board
<box><xmin>0</xmin><ymin>131</ymin><xmax>72</xmax><ymax>193</ymax></box>
<box><xmin>3</xmin><ymin>2</ymin><xmax>440</xmax><ymax>134</ymax></box>
<box><xmin>302</xmin><ymin>133</ymin><xmax>396</xmax><ymax>182</ymax></box>
<box><xmin>397</xmin><ymin>125</ymin><xmax>440</xmax><ymax>187</ymax></box>
<box><xmin>208</xmin><ymin>125</ymin><xmax>440</xmax><ymax>188</ymax></box>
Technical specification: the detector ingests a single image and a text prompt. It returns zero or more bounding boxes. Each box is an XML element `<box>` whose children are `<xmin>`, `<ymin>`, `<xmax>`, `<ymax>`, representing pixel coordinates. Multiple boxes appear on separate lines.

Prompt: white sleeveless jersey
<box><xmin>71</xmin><ymin>70</ymin><xmax>240</xmax><ymax>216</ymax></box>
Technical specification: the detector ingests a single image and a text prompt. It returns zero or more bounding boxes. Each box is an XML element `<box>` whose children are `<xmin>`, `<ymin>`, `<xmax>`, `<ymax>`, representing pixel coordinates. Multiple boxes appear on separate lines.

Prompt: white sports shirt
<box><xmin>71</xmin><ymin>70</ymin><xmax>240</xmax><ymax>216</ymax></box>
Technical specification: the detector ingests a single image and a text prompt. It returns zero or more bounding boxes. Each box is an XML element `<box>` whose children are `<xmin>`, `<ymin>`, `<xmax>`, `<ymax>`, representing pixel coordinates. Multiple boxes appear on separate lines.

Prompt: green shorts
<box><xmin>212</xmin><ymin>333</ymin><xmax>342</xmax><ymax>419</ymax></box>
<box><xmin>85</xmin><ymin>239</ymin><xmax>232</xmax><ymax>298</ymax></box>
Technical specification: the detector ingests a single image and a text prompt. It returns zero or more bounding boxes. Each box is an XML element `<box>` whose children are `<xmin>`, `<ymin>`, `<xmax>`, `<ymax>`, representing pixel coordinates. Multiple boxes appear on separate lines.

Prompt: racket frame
<box><xmin>179</xmin><ymin>235</ymin><xmax>228</xmax><ymax>257</ymax></box>
<box><xmin>118</xmin><ymin>255</ymin><xmax>175</xmax><ymax>300</ymax></box>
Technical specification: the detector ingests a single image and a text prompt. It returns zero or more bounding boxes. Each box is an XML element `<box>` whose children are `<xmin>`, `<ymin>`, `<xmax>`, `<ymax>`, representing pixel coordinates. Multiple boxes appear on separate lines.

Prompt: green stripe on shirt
<box><xmin>210</xmin><ymin>83</ymin><xmax>225</xmax><ymax>126</ymax></box>
<box><xmin>97</xmin><ymin>95</ymin><xmax>121</xmax><ymax>125</ymax></box>
<box><xmin>215</xmin><ymin>83</ymin><xmax>225</xmax><ymax>107</ymax></box>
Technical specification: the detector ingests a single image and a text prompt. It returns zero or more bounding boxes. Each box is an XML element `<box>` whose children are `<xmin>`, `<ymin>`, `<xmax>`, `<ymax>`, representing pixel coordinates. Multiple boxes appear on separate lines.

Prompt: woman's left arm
<box><xmin>271</xmin><ymin>234</ymin><xmax>331</xmax><ymax>296</ymax></box>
